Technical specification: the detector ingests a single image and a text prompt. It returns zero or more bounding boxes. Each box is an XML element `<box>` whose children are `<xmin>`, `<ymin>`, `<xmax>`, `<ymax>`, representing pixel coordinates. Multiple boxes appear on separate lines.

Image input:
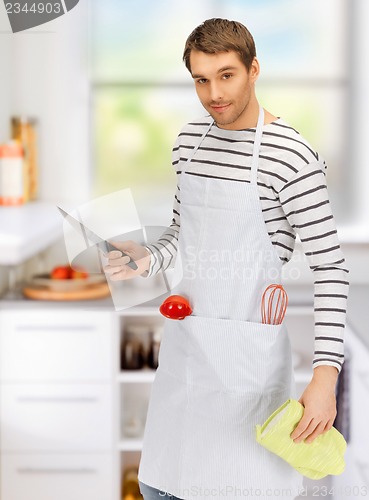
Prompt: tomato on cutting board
<box><xmin>50</xmin><ymin>265</ymin><xmax>71</xmax><ymax>280</ymax></box>
<box><xmin>50</xmin><ymin>265</ymin><xmax>89</xmax><ymax>280</ymax></box>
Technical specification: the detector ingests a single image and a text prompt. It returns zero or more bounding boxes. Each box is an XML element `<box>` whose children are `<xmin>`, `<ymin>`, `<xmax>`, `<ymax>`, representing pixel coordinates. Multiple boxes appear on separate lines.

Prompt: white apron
<box><xmin>138</xmin><ymin>107</ymin><xmax>304</xmax><ymax>500</ymax></box>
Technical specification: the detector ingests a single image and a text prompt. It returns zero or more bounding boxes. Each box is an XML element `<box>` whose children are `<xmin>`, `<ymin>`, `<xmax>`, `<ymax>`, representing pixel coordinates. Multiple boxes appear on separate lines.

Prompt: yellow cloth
<box><xmin>255</xmin><ymin>398</ymin><xmax>347</xmax><ymax>479</ymax></box>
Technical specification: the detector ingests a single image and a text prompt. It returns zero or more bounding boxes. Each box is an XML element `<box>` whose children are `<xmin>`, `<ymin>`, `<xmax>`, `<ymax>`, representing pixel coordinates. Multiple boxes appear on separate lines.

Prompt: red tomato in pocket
<box><xmin>159</xmin><ymin>295</ymin><xmax>193</xmax><ymax>320</ymax></box>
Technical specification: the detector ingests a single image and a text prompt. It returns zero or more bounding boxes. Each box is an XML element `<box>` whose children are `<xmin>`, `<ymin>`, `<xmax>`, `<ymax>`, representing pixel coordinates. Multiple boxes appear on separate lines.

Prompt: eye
<box><xmin>196</xmin><ymin>78</ymin><xmax>208</xmax><ymax>84</ymax></box>
<box><xmin>222</xmin><ymin>73</ymin><xmax>232</xmax><ymax>80</ymax></box>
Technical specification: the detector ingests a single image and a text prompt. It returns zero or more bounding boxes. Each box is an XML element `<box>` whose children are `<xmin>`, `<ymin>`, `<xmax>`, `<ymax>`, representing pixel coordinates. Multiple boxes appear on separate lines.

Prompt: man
<box><xmin>105</xmin><ymin>18</ymin><xmax>349</xmax><ymax>500</ymax></box>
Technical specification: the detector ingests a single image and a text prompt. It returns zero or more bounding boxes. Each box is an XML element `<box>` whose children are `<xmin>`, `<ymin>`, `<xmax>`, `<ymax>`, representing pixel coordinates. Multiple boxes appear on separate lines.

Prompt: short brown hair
<box><xmin>183</xmin><ymin>18</ymin><xmax>256</xmax><ymax>73</ymax></box>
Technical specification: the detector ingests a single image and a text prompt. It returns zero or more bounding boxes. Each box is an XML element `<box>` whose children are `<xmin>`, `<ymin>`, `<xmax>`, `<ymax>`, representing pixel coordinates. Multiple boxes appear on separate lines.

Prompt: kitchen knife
<box><xmin>57</xmin><ymin>206</ymin><xmax>138</xmax><ymax>271</ymax></box>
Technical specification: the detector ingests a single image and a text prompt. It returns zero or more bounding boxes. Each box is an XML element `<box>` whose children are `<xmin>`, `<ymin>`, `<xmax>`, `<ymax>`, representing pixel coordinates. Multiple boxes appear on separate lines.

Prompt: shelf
<box><xmin>0</xmin><ymin>201</ymin><xmax>63</xmax><ymax>265</ymax></box>
<box><xmin>118</xmin><ymin>305</ymin><xmax>162</xmax><ymax>316</ymax></box>
<box><xmin>117</xmin><ymin>369</ymin><xmax>156</xmax><ymax>383</ymax></box>
<box><xmin>118</xmin><ymin>438</ymin><xmax>143</xmax><ymax>452</ymax></box>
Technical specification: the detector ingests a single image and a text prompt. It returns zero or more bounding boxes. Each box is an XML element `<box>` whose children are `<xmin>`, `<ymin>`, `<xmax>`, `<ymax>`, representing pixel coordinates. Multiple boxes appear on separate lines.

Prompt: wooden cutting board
<box><xmin>22</xmin><ymin>282</ymin><xmax>111</xmax><ymax>301</ymax></box>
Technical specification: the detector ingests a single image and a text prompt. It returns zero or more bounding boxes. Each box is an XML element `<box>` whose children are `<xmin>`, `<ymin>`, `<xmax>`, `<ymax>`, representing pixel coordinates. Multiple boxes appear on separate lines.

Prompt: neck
<box><xmin>241</xmin><ymin>98</ymin><xmax>260</xmax><ymax>129</ymax></box>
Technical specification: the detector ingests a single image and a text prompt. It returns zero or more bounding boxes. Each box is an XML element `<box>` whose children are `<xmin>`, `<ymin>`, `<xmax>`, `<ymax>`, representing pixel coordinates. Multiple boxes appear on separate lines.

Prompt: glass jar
<box><xmin>147</xmin><ymin>325</ymin><xmax>163</xmax><ymax>369</ymax></box>
<box><xmin>121</xmin><ymin>325</ymin><xmax>146</xmax><ymax>370</ymax></box>
<box><xmin>11</xmin><ymin>116</ymin><xmax>38</xmax><ymax>202</ymax></box>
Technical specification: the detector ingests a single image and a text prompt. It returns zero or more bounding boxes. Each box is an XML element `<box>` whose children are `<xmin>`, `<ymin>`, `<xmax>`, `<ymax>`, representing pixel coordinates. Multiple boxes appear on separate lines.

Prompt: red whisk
<box><xmin>261</xmin><ymin>284</ymin><xmax>288</xmax><ymax>325</ymax></box>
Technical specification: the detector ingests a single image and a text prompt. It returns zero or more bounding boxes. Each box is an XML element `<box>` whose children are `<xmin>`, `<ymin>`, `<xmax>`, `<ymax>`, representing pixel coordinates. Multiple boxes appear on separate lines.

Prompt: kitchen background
<box><xmin>0</xmin><ymin>0</ymin><xmax>368</xmax><ymax>499</ymax></box>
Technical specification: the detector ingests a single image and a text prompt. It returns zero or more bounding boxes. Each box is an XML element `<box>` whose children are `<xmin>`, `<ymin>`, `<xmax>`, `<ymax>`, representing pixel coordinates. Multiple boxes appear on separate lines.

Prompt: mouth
<box><xmin>210</xmin><ymin>103</ymin><xmax>231</xmax><ymax>113</ymax></box>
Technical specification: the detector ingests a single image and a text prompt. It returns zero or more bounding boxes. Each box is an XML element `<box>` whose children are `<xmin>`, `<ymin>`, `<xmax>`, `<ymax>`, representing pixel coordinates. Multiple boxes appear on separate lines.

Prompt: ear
<box><xmin>249</xmin><ymin>57</ymin><xmax>260</xmax><ymax>83</ymax></box>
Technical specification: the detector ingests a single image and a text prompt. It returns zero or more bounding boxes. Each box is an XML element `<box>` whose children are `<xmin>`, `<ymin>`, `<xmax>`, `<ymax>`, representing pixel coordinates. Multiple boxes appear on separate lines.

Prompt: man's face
<box><xmin>189</xmin><ymin>50</ymin><xmax>258</xmax><ymax>130</ymax></box>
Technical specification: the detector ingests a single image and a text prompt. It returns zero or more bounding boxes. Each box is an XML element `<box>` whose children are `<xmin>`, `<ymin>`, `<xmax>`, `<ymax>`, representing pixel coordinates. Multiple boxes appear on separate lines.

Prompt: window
<box><xmin>89</xmin><ymin>0</ymin><xmax>351</xmax><ymax>222</ymax></box>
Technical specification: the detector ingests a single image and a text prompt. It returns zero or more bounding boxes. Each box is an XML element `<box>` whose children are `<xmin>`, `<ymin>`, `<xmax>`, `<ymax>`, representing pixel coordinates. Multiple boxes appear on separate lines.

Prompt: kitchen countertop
<box><xmin>0</xmin><ymin>286</ymin><xmax>166</xmax><ymax>312</ymax></box>
<box><xmin>0</xmin><ymin>201</ymin><xmax>63</xmax><ymax>265</ymax></box>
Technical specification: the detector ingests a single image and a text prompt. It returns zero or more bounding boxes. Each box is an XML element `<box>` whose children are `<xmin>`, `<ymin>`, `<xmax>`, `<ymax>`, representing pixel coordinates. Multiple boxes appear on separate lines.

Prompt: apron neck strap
<box><xmin>186</xmin><ymin>106</ymin><xmax>264</xmax><ymax>184</ymax></box>
<box><xmin>250</xmin><ymin>106</ymin><xmax>264</xmax><ymax>185</ymax></box>
<box><xmin>186</xmin><ymin>120</ymin><xmax>214</xmax><ymax>165</ymax></box>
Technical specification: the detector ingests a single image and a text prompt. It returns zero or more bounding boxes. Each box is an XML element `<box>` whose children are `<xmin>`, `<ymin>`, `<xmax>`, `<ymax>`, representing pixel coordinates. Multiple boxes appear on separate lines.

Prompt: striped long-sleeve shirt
<box><xmin>143</xmin><ymin>115</ymin><xmax>349</xmax><ymax>374</ymax></box>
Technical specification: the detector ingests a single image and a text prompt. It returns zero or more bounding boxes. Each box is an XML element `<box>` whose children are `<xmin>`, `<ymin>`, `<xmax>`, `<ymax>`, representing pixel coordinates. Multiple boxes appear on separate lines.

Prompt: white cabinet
<box><xmin>1</xmin><ymin>454</ymin><xmax>114</xmax><ymax>500</ymax></box>
<box><xmin>0</xmin><ymin>304</ymin><xmax>164</xmax><ymax>500</ymax></box>
<box><xmin>0</xmin><ymin>307</ymin><xmax>118</xmax><ymax>500</ymax></box>
<box><xmin>0</xmin><ymin>311</ymin><xmax>113</xmax><ymax>382</ymax></box>
<box><xmin>1</xmin><ymin>383</ymin><xmax>113</xmax><ymax>452</ymax></box>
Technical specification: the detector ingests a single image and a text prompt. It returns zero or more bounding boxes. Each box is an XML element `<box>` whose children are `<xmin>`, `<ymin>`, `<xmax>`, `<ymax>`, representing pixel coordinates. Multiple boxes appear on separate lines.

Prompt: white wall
<box><xmin>0</xmin><ymin>13</ymin><xmax>13</xmax><ymax>295</ymax></box>
<box><xmin>0</xmin><ymin>2</ymin><xmax>91</xmax><ymax>293</ymax></box>
<box><xmin>351</xmin><ymin>0</ymin><xmax>369</xmax><ymax>227</ymax></box>
<box><xmin>0</xmin><ymin>10</ymin><xmax>12</xmax><ymax>143</ymax></box>
<box><xmin>0</xmin><ymin>1</ymin><xmax>90</xmax><ymax>204</ymax></box>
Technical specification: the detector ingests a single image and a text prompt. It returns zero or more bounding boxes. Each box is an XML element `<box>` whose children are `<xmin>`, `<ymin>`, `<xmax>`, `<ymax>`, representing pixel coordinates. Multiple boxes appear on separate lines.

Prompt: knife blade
<box><xmin>57</xmin><ymin>206</ymin><xmax>138</xmax><ymax>271</ymax></box>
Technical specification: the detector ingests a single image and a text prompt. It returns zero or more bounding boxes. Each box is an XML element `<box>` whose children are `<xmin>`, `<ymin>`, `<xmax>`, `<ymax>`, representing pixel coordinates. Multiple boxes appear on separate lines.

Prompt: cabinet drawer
<box><xmin>0</xmin><ymin>310</ymin><xmax>113</xmax><ymax>381</ymax></box>
<box><xmin>0</xmin><ymin>383</ymin><xmax>113</xmax><ymax>451</ymax></box>
<box><xmin>1</xmin><ymin>453</ymin><xmax>114</xmax><ymax>500</ymax></box>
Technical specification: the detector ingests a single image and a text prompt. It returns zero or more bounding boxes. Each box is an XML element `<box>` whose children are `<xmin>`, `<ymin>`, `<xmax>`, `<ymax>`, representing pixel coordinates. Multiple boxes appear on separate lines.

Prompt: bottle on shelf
<box><xmin>0</xmin><ymin>140</ymin><xmax>24</xmax><ymax>206</ymax></box>
<box><xmin>147</xmin><ymin>325</ymin><xmax>163</xmax><ymax>369</ymax></box>
<box><xmin>121</xmin><ymin>466</ymin><xmax>143</xmax><ymax>500</ymax></box>
<box><xmin>11</xmin><ymin>116</ymin><xmax>38</xmax><ymax>202</ymax></box>
<box><xmin>121</xmin><ymin>325</ymin><xmax>146</xmax><ymax>370</ymax></box>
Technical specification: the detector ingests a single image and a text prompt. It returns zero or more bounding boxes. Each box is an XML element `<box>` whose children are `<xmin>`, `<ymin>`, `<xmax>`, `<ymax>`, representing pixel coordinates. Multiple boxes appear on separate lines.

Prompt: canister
<box><xmin>0</xmin><ymin>141</ymin><xmax>24</xmax><ymax>206</ymax></box>
<box><xmin>11</xmin><ymin>116</ymin><xmax>38</xmax><ymax>201</ymax></box>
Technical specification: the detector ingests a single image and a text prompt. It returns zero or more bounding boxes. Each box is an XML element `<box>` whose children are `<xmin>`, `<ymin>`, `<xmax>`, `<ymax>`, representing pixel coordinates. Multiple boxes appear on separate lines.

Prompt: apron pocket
<box><xmin>180</xmin><ymin>314</ymin><xmax>292</xmax><ymax>396</ymax></box>
<box><xmin>156</xmin><ymin>317</ymin><xmax>189</xmax><ymax>383</ymax></box>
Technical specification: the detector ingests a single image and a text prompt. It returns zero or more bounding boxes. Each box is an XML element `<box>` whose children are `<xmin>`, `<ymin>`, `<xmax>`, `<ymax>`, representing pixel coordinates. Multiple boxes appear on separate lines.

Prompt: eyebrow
<box><xmin>192</xmin><ymin>66</ymin><xmax>238</xmax><ymax>79</ymax></box>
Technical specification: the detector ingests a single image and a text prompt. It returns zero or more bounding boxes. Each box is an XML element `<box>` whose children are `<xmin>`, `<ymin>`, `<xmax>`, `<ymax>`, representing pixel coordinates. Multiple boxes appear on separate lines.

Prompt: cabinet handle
<box><xmin>17</xmin><ymin>396</ymin><xmax>98</xmax><ymax>403</ymax></box>
<box><xmin>16</xmin><ymin>325</ymin><xmax>95</xmax><ymax>331</ymax></box>
<box><xmin>17</xmin><ymin>467</ymin><xmax>97</xmax><ymax>475</ymax></box>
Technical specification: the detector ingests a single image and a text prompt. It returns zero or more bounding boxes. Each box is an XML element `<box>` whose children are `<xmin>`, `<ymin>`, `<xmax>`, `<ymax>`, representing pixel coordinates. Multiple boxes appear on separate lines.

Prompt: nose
<box><xmin>209</xmin><ymin>81</ymin><xmax>224</xmax><ymax>102</ymax></box>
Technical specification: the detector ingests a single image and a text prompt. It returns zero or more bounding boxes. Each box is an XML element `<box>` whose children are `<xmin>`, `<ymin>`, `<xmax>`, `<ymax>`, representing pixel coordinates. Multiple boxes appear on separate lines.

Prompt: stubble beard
<box><xmin>206</xmin><ymin>98</ymin><xmax>250</xmax><ymax>128</ymax></box>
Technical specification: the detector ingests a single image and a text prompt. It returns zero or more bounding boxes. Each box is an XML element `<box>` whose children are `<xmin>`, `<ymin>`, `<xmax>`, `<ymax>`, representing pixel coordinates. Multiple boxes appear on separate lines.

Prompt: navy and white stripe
<box><xmin>143</xmin><ymin>116</ymin><xmax>349</xmax><ymax>374</ymax></box>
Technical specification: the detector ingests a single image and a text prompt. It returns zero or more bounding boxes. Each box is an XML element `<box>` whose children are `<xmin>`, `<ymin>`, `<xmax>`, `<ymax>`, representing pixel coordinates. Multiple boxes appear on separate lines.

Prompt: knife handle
<box><xmin>102</xmin><ymin>241</ymin><xmax>138</xmax><ymax>271</ymax></box>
